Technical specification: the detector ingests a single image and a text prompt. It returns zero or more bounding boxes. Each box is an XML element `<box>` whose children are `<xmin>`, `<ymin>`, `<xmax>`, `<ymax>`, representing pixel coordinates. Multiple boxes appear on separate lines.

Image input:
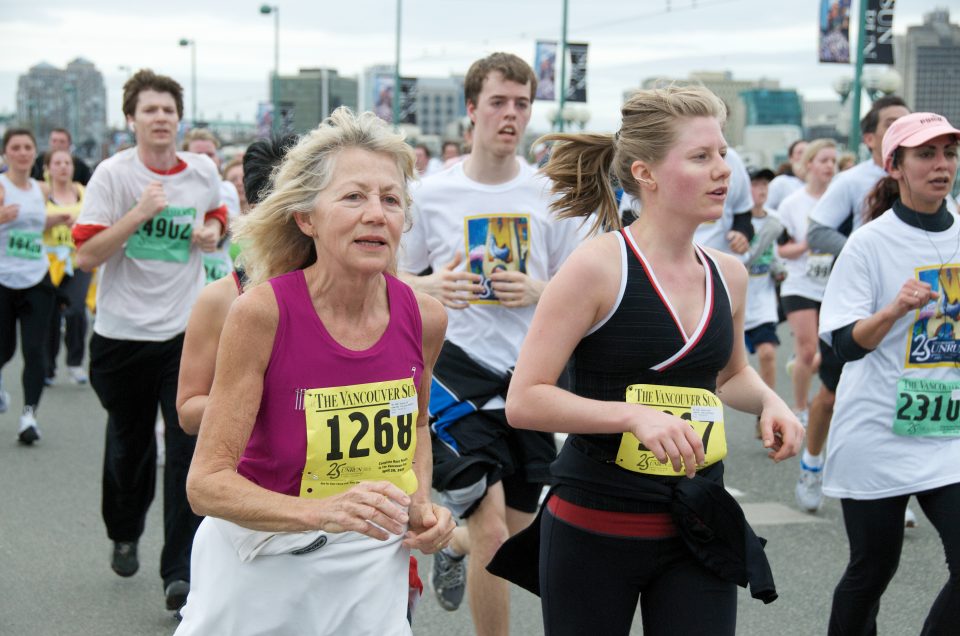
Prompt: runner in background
<box><xmin>72</xmin><ymin>69</ymin><xmax>226</xmax><ymax>612</ymax></box>
<box><xmin>42</xmin><ymin>149</ymin><xmax>91</xmax><ymax>386</ymax></box>
<box><xmin>819</xmin><ymin>111</ymin><xmax>960</xmax><ymax>635</ymax></box>
<box><xmin>776</xmin><ymin>139</ymin><xmax>837</xmax><ymax>439</ymax></box>
<box><xmin>766</xmin><ymin>139</ymin><xmax>807</xmax><ymax>212</ymax></box>
<box><xmin>742</xmin><ymin>167</ymin><xmax>785</xmax><ymax>436</ymax></box>
<box><xmin>0</xmin><ymin>128</ymin><xmax>55</xmax><ymax>444</ymax></box>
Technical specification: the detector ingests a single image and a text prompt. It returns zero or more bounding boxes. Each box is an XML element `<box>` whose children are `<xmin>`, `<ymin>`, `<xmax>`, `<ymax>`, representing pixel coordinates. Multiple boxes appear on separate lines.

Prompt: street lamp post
<box><xmin>555</xmin><ymin>0</ymin><xmax>569</xmax><ymax>132</ymax></box>
<box><xmin>393</xmin><ymin>0</ymin><xmax>402</xmax><ymax>127</ymax></box>
<box><xmin>260</xmin><ymin>5</ymin><xmax>280</xmax><ymax>134</ymax></box>
<box><xmin>178</xmin><ymin>38</ymin><xmax>197</xmax><ymax>125</ymax></box>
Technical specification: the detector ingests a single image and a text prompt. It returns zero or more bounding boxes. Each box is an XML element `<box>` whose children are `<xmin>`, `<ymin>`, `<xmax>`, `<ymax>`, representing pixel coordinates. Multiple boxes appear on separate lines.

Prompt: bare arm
<box><xmin>851</xmin><ymin>278</ymin><xmax>938</xmax><ymax>351</ymax></box>
<box><xmin>403</xmin><ymin>292</ymin><xmax>456</xmax><ymax>554</ymax></box>
<box><xmin>187</xmin><ymin>285</ymin><xmax>412</xmax><ymax>537</ymax></box>
<box><xmin>505</xmin><ymin>234</ymin><xmax>707</xmax><ymax>477</ymax></box>
<box><xmin>175</xmin><ymin>276</ymin><xmax>238</xmax><ymax>435</ymax></box>
<box><xmin>776</xmin><ymin>239</ymin><xmax>808</xmax><ymax>260</ymax></box>
<box><xmin>709</xmin><ymin>251</ymin><xmax>804</xmax><ymax>462</ymax></box>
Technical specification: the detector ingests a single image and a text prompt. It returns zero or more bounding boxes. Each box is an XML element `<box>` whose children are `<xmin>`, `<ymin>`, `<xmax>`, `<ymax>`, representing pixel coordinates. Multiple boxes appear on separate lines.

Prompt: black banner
<box><xmin>566</xmin><ymin>42</ymin><xmax>588</xmax><ymax>103</ymax></box>
<box><xmin>863</xmin><ymin>0</ymin><xmax>896</xmax><ymax>65</ymax></box>
<box><xmin>399</xmin><ymin>77</ymin><xmax>418</xmax><ymax>125</ymax></box>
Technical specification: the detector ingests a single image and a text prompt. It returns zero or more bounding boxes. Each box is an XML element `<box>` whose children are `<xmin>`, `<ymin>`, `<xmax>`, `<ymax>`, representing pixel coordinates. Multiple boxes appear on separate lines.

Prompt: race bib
<box><xmin>805</xmin><ymin>252</ymin><xmax>835</xmax><ymax>285</ymax></box>
<box><xmin>893</xmin><ymin>377</ymin><xmax>960</xmax><ymax>437</ymax></box>
<box><xmin>616</xmin><ymin>384</ymin><xmax>727</xmax><ymax>476</ymax></box>
<box><xmin>45</xmin><ymin>223</ymin><xmax>74</xmax><ymax>249</ymax></box>
<box><xmin>301</xmin><ymin>378</ymin><xmax>419</xmax><ymax>499</ymax></box>
<box><xmin>124</xmin><ymin>206</ymin><xmax>195</xmax><ymax>263</ymax></box>
<box><xmin>6</xmin><ymin>230</ymin><xmax>43</xmax><ymax>260</ymax></box>
<box><xmin>203</xmin><ymin>253</ymin><xmax>231</xmax><ymax>285</ymax></box>
<box><xmin>464</xmin><ymin>214</ymin><xmax>531</xmax><ymax>304</ymax></box>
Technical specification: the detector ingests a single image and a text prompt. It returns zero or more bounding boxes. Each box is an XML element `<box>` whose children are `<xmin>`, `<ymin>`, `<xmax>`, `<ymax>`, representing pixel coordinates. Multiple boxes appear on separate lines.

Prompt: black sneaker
<box><xmin>165</xmin><ymin>579</ymin><xmax>190</xmax><ymax>611</ymax></box>
<box><xmin>111</xmin><ymin>541</ymin><xmax>139</xmax><ymax>577</ymax></box>
<box><xmin>430</xmin><ymin>549</ymin><xmax>466</xmax><ymax>611</ymax></box>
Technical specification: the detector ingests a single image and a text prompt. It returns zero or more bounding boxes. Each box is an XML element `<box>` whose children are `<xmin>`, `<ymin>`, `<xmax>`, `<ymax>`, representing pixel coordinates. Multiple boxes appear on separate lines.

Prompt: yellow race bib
<box><xmin>616</xmin><ymin>384</ymin><xmax>727</xmax><ymax>476</ymax></box>
<box><xmin>301</xmin><ymin>378</ymin><xmax>418</xmax><ymax>499</ymax></box>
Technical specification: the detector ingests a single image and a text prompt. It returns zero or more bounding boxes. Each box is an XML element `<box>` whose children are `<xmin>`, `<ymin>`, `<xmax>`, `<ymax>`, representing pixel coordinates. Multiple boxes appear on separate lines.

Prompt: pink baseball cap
<box><xmin>882</xmin><ymin>112</ymin><xmax>960</xmax><ymax>172</ymax></box>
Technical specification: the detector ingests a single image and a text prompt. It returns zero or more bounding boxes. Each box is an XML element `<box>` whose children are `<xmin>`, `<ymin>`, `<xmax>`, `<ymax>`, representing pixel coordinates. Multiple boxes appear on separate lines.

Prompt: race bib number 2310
<box><xmin>301</xmin><ymin>378</ymin><xmax>419</xmax><ymax>499</ymax></box>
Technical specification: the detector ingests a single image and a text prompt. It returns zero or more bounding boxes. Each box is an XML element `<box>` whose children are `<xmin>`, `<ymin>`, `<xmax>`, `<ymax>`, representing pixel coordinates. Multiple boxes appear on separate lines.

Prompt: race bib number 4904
<box><xmin>124</xmin><ymin>206</ymin><xmax>195</xmax><ymax>263</ymax></box>
<box><xmin>301</xmin><ymin>378</ymin><xmax>419</xmax><ymax>499</ymax></box>
<box><xmin>616</xmin><ymin>384</ymin><xmax>727</xmax><ymax>476</ymax></box>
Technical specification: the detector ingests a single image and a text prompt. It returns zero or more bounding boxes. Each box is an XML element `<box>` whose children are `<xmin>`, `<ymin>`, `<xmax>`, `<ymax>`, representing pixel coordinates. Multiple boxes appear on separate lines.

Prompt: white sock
<box><xmin>802</xmin><ymin>449</ymin><xmax>822</xmax><ymax>469</ymax></box>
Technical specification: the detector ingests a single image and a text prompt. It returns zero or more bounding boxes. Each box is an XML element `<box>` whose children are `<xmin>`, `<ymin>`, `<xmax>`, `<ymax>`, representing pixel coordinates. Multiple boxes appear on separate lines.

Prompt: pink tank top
<box><xmin>237</xmin><ymin>269</ymin><xmax>424</xmax><ymax>497</ymax></box>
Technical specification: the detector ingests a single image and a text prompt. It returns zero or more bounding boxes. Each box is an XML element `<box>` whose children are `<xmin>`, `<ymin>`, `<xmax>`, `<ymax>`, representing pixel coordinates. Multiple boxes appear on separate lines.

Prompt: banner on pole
<box><xmin>373</xmin><ymin>75</ymin><xmax>395</xmax><ymax>123</ymax></box>
<box><xmin>863</xmin><ymin>0</ymin><xmax>896</xmax><ymax>65</ymax></box>
<box><xmin>566</xmin><ymin>42</ymin><xmax>588</xmax><ymax>103</ymax></box>
<box><xmin>818</xmin><ymin>0</ymin><xmax>852</xmax><ymax>64</ymax></box>
<box><xmin>399</xmin><ymin>77</ymin><xmax>418</xmax><ymax>125</ymax></box>
<box><xmin>534</xmin><ymin>40</ymin><xmax>558</xmax><ymax>101</ymax></box>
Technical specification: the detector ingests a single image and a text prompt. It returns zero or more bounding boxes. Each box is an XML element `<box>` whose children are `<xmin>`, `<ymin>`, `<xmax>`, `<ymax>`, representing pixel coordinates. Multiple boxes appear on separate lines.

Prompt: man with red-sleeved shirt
<box><xmin>73</xmin><ymin>69</ymin><xmax>226</xmax><ymax>613</ymax></box>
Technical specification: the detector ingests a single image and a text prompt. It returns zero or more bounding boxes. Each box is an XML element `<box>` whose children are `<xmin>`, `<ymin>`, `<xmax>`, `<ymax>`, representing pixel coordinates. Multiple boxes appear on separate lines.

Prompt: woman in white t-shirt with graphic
<box><xmin>0</xmin><ymin>129</ymin><xmax>59</xmax><ymax>444</ymax></box>
<box><xmin>819</xmin><ymin>112</ymin><xmax>960</xmax><ymax>635</ymax></box>
<box><xmin>776</xmin><ymin>139</ymin><xmax>837</xmax><ymax>425</ymax></box>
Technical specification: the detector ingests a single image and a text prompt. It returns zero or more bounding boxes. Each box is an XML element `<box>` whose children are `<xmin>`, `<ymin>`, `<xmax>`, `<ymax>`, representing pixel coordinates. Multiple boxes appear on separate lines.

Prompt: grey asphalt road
<box><xmin>0</xmin><ymin>323</ymin><xmax>947</xmax><ymax>635</ymax></box>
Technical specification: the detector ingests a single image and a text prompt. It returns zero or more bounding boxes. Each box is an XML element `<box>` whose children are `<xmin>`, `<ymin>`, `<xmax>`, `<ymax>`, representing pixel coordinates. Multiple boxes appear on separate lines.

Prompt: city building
<box><xmin>638</xmin><ymin>71</ymin><xmax>784</xmax><ymax>147</ymax></box>
<box><xmin>803</xmin><ymin>99</ymin><xmax>845</xmax><ymax>144</ymax></box>
<box><xmin>895</xmin><ymin>8</ymin><xmax>960</xmax><ymax>125</ymax></box>
<box><xmin>272</xmin><ymin>68</ymin><xmax>359</xmax><ymax>135</ymax></box>
<box><xmin>741</xmin><ymin>88</ymin><xmax>803</xmax><ymax>128</ymax></box>
<box><xmin>16</xmin><ymin>58</ymin><xmax>107</xmax><ymax>162</ymax></box>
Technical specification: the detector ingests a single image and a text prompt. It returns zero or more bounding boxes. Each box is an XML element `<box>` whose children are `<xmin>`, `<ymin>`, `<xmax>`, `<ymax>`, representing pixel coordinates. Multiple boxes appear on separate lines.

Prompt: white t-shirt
<box><xmin>77</xmin><ymin>148</ymin><xmax>223</xmax><ymax>341</ymax></box>
<box><xmin>778</xmin><ymin>188</ymin><xmax>828</xmax><ymax>302</ymax></box>
<box><xmin>400</xmin><ymin>159</ymin><xmax>583</xmax><ymax>374</ymax></box>
<box><xmin>743</xmin><ymin>214</ymin><xmax>780</xmax><ymax>330</ymax></box>
<box><xmin>0</xmin><ymin>175</ymin><xmax>48</xmax><ymax>289</ymax></box>
<box><xmin>693</xmin><ymin>147</ymin><xmax>754</xmax><ymax>252</ymax></box>
<box><xmin>819</xmin><ymin>208</ymin><xmax>960</xmax><ymax>499</ymax></box>
<box><xmin>809</xmin><ymin>160</ymin><xmax>885</xmax><ymax>233</ymax></box>
<box><xmin>765</xmin><ymin>174</ymin><xmax>803</xmax><ymax>212</ymax></box>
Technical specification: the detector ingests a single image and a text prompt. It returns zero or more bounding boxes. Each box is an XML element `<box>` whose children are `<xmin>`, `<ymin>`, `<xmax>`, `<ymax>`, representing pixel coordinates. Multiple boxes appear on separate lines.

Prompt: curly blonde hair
<box><xmin>234</xmin><ymin>107</ymin><xmax>416</xmax><ymax>286</ymax></box>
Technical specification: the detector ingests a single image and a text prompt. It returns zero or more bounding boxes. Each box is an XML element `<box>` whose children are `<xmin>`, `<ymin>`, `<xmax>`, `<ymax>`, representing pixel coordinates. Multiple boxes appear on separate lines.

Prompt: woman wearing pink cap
<box><xmin>819</xmin><ymin>111</ymin><xmax>960</xmax><ymax>634</ymax></box>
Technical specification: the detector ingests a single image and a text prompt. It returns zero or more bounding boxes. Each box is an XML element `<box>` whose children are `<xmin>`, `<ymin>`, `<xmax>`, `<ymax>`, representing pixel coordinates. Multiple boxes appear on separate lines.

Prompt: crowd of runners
<box><xmin>1</xmin><ymin>49</ymin><xmax>958</xmax><ymax>635</ymax></box>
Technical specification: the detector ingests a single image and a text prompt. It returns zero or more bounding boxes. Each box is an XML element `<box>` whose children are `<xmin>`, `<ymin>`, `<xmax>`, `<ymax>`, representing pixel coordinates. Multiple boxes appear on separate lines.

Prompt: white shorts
<box><xmin>176</xmin><ymin>517</ymin><xmax>412</xmax><ymax>636</ymax></box>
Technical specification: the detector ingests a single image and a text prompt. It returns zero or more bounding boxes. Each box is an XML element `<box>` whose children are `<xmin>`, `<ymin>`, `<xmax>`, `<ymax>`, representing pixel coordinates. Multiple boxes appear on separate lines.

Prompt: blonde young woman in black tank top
<box><xmin>502</xmin><ymin>86</ymin><xmax>804</xmax><ymax>636</ymax></box>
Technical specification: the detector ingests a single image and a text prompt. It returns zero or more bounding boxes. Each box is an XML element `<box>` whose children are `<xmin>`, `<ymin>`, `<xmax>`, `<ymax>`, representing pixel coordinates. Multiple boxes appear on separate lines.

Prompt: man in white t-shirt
<box><xmin>182</xmin><ymin>129</ymin><xmax>240</xmax><ymax>284</ymax></box>
<box><xmin>400</xmin><ymin>52</ymin><xmax>582</xmax><ymax>633</ymax></box>
<box><xmin>794</xmin><ymin>96</ymin><xmax>910</xmax><ymax>514</ymax></box>
<box><xmin>73</xmin><ymin>69</ymin><xmax>226</xmax><ymax>613</ymax></box>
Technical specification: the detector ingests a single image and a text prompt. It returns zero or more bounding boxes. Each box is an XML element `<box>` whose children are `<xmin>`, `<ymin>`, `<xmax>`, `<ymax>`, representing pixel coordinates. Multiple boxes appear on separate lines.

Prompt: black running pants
<box><xmin>0</xmin><ymin>276</ymin><xmax>55</xmax><ymax>408</ymax></box>
<box><xmin>829</xmin><ymin>482</ymin><xmax>960</xmax><ymax>635</ymax></box>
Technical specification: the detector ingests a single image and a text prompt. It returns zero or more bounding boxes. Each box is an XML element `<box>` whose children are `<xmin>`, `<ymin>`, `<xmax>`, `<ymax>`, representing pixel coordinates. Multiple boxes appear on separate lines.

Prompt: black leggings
<box><xmin>0</xmin><ymin>276</ymin><xmax>55</xmax><ymax>408</ymax></box>
<box><xmin>829</xmin><ymin>482</ymin><xmax>960</xmax><ymax>635</ymax></box>
<box><xmin>539</xmin><ymin>500</ymin><xmax>736</xmax><ymax>636</ymax></box>
<box><xmin>46</xmin><ymin>269</ymin><xmax>92</xmax><ymax>373</ymax></box>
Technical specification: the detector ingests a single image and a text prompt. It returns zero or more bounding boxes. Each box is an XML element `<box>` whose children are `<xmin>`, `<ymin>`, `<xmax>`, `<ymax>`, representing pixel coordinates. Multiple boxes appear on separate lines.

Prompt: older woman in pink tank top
<box><xmin>178</xmin><ymin>108</ymin><xmax>453</xmax><ymax>636</ymax></box>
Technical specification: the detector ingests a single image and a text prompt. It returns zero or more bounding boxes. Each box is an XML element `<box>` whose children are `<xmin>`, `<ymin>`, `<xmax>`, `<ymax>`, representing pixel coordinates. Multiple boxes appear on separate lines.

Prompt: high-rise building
<box><xmin>16</xmin><ymin>58</ymin><xmax>107</xmax><ymax>162</ymax></box>
<box><xmin>895</xmin><ymin>9</ymin><xmax>960</xmax><ymax>125</ymax></box>
<box><xmin>273</xmin><ymin>68</ymin><xmax>359</xmax><ymax>135</ymax></box>
<box><xmin>740</xmin><ymin>88</ymin><xmax>803</xmax><ymax>128</ymax></box>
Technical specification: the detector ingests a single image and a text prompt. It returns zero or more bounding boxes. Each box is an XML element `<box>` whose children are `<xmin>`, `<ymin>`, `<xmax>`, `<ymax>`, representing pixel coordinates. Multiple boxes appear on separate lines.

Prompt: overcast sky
<box><xmin>0</xmin><ymin>0</ymin><xmax>951</xmax><ymax>133</ymax></box>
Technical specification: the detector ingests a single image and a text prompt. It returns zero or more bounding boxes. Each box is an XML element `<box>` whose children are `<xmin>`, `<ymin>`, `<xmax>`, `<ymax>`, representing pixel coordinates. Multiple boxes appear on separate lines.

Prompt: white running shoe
<box><xmin>0</xmin><ymin>379</ymin><xmax>9</xmax><ymax>414</ymax></box>
<box><xmin>795</xmin><ymin>460</ymin><xmax>823</xmax><ymax>512</ymax></box>
<box><xmin>785</xmin><ymin>355</ymin><xmax>796</xmax><ymax>378</ymax></box>
<box><xmin>17</xmin><ymin>406</ymin><xmax>41</xmax><ymax>445</ymax></box>
<box><xmin>905</xmin><ymin>506</ymin><xmax>918</xmax><ymax>529</ymax></box>
<box><xmin>67</xmin><ymin>366</ymin><xmax>88</xmax><ymax>385</ymax></box>
<box><xmin>794</xmin><ymin>409</ymin><xmax>809</xmax><ymax>428</ymax></box>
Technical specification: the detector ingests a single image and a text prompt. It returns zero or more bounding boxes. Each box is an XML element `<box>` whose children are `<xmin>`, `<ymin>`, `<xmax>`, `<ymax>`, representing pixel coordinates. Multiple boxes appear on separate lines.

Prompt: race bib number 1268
<box><xmin>301</xmin><ymin>378</ymin><xmax>419</xmax><ymax>499</ymax></box>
